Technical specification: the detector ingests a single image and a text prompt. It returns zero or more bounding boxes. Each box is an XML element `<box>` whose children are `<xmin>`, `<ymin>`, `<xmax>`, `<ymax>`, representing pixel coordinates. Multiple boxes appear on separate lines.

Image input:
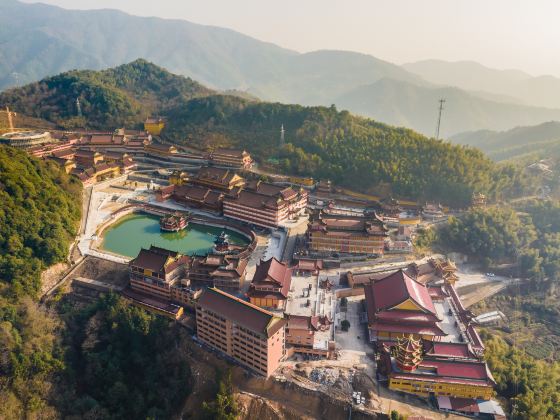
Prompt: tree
<box><xmin>341</xmin><ymin>320</ymin><xmax>351</xmax><ymax>332</ymax></box>
<box><xmin>202</xmin><ymin>370</ymin><xmax>239</xmax><ymax>420</ymax></box>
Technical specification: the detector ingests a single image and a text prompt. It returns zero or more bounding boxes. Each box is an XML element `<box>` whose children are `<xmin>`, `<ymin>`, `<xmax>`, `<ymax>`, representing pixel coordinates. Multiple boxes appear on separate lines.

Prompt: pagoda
<box><xmin>213</xmin><ymin>231</ymin><xmax>230</xmax><ymax>254</ymax></box>
<box><xmin>394</xmin><ymin>335</ymin><xmax>423</xmax><ymax>372</ymax></box>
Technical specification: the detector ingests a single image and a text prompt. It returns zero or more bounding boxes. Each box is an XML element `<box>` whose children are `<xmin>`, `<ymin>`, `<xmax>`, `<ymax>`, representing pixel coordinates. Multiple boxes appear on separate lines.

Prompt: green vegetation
<box><xmin>436</xmin><ymin>201</ymin><xmax>560</xmax><ymax>282</ymax></box>
<box><xmin>0</xmin><ymin>59</ymin><xmax>213</xmax><ymax>129</ymax></box>
<box><xmin>483</xmin><ymin>333</ymin><xmax>560</xmax><ymax>419</ymax></box>
<box><xmin>165</xmin><ymin>95</ymin><xmax>539</xmax><ymax>206</ymax></box>
<box><xmin>451</xmin><ymin>121</ymin><xmax>560</xmax><ymax>161</ymax></box>
<box><xmin>474</xmin><ymin>286</ymin><xmax>560</xmax><ymax>361</ymax></box>
<box><xmin>438</xmin><ymin>207</ymin><xmax>536</xmax><ymax>266</ymax></box>
<box><xmin>58</xmin><ymin>293</ymin><xmax>191</xmax><ymax>419</ymax></box>
<box><xmin>202</xmin><ymin>370</ymin><xmax>239</xmax><ymax>420</ymax></box>
<box><xmin>3</xmin><ymin>61</ymin><xmax>543</xmax><ymax>205</ymax></box>
<box><xmin>340</xmin><ymin>319</ymin><xmax>351</xmax><ymax>331</ymax></box>
<box><xmin>0</xmin><ymin>146</ymin><xmax>81</xmax><ymax>296</ymax></box>
<box><xmin>0</xmin><ymin>147</ymin><xmax>80</xmax><ymax>417</ymax></box>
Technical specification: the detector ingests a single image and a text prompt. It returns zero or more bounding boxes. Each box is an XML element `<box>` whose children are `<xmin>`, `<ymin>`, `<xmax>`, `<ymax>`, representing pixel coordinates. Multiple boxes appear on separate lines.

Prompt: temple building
<box><xmin>378</xmin><ymin>335</ymin><xmax>496</xmax><ymax>400</ymax></box>
<box><xmin>379</xmin><ymin>196</ymin><xmax>401</xmax><ymax>218</ymax></box>
<box><xmin>169</xmin><ymin>170</ymin><xmax>189</xmax><ymax>186</ymax></box>
<box><xmin>196</xmin><ymin>287</ymin><xmax>286</xmax><ymax>377</ymax></box>
<box><xmin>364</xmin><ymin>270</ymin><xmax>446</xmax><ymax>342</ymax></box>
<box><xmin>156</xmin><ymin>184</ymin><xmax>224</xmax><ymax>213</ymax></box>
<box><xmin>284</xmin><ymin>314</ymin><xmax>335</xmax><ymax>358</ymax></box>
<box><xmin>223</xmin><ymin>182</ymin><xmax>308</xmax><ymax>228</ymax></box>
<box><xmin>144</xmin><ymin>117</ymin><xmax>166</xmax><ymax>135</ymax></box>
<box><xmin>188</xmin><ymin>254</ymin><xmax>248</xmax><ymax>291</ymax></box>
<box><xmin>422</xmin><ymin>202</ymin><xmax>446</xmax><ymax>220</ymax></box>
<box><xmin>405</xmin><ymin>258</ymin><xmax>458</xmax><ymax>285</ymax></box>
<box><xmin>207</xmin><ymin>148</ymin><xmax>252</xmax><ymax>168</ymax></box>
<box><xmin>128</xmin><ymin>246</ymin><xmax>195</xmax><ymax>308</ymax></box>
<box><xmin>145</xmin><ymin>143</ymin><xmax>178</xmax><ymax>157</ymax></box>
<box><xmin>194</xmin><ymin>166</ymin><xmax>245</xmax><ymax>191</ymax></box>
<box><xmin>248</xmin><ymin>258</ymin><xmax>292</xmax><ymax>309</ymax></box>
<box><xmin>308</xmin><ymin>211</ymin><xmax>388</xmax><ymax>255</ymax></box>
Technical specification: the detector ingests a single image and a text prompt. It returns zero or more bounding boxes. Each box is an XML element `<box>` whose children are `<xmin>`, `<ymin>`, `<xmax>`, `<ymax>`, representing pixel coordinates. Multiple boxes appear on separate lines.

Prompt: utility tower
<box><xmin>5</xmin><ymin>106</ymin><xmax>15</xmax><ymax>131</ymax></box>
<box><xmin>435</xmin><ymin>98</ymin><xmax>446</xmax><ymax>140</ymax></box>
<box><xmin>280</xmin><ymin>124</ymin><xmax>285</xmax><ymax>146</ymax></box>
<box><xmin>76</xmin><ymin>98</ymin><xmax>82</xmax><ymax>117</ymax></box>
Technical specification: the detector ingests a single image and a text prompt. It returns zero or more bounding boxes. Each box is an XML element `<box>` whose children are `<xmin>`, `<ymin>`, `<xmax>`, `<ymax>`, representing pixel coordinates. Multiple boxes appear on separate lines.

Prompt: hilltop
<box><xmin>0</xmin><ymin>59</ymin><xmax>213</xmax><ymax>129</ymax></box>
<box><xmin>451</xmin><ymin>121</ymin><xmax>560</xmax><ymax>161</ymax></box>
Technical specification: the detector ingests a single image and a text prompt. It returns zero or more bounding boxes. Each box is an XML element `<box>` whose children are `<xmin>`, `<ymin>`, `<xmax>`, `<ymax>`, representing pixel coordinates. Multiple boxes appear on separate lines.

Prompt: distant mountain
<box><xmin>451</xmin><ymin>121</ymin><xmax>560</xmax><ymax>161</ymax></box>
<box><xmin>3</xmin><ymin>0</ymin><xmax>560</xmax><ymax>137</ymax></box>
<box><xmin>0</xmin><ymin>0</ymin><xmax>418</xmax><ymax>95</ymax></box>
<box><xmin>0</xmin><ymin>59</ymin><xmax>213</xmax><ymax>129</ymax></box>
<box><xmin>334</xmin><ymin>79</ymin><xmax>560</xmax><ymax>137</ymax></box>
<box><xmin>403</xmin><ymin>60</ymin><xmax>560</xmax><ymax>109</ymax></box>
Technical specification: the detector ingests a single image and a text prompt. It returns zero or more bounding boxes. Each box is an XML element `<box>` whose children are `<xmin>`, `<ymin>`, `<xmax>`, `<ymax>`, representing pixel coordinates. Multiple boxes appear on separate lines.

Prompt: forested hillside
<box><xmin>0</xmin><ymin>59</ymin><xmax>213</xmax><ymax>129</ymax></box>
<box><xmin>1</xmin><ymin>60</ymin><xmax>541</xmax><ymax>206</ymax></box>
<box><xmin>0</xmin><ymin>146</ymin><xmax>80</xmax><ymax>416</ymax></box>
<box><xmin>451</xmin><ymin>121</ymin><xmax>560</xmax><ymax>161</ymax></box>
<box><xmin>0</xmin><ymin>146</ymin><xmax>197</xmax><ymax>418</ymax></box>
<box><xmin>483</xmin><ymin>333</ymin><xmax>560</xmax><ymax>419</ymax></box>
<box><xmin>165</xmin><ymin>95</ymin><xmax>539</xmax><ymax>206</ymax></box>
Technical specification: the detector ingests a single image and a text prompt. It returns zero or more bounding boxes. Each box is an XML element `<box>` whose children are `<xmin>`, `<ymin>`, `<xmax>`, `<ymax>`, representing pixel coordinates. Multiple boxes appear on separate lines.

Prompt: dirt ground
<box><xmin>71</xmin><ymin>256</ymin><xmax>129</xmax><ymax>287</ymax></box>
<box><xmin>40</xmin><ymin>262</ymin><xmax>70</xmax><ymax>295</ymax></box>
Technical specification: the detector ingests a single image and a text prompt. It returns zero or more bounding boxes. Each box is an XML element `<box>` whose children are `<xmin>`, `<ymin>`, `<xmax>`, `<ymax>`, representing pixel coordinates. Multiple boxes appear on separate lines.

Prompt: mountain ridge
<box><xmin>3</xmin><ymin>0</ymin><xmax>560</xmax><ymax>137</ymax></box>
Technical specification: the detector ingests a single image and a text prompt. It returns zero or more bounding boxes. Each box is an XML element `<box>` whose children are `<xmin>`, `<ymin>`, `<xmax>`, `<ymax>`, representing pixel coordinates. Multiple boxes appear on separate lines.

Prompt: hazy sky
<box><xmin>24</xmin><ymin>0</ymin><xmax>560</xmax><ymax>76</ymax></box>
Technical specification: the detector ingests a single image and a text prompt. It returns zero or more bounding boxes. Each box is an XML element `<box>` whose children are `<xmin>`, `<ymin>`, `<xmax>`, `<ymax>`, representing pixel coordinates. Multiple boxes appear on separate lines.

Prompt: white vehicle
<box><xmin>485</xmin><ymin>272</ymin><xmax>496</xmax><ymax>277</ymax></box>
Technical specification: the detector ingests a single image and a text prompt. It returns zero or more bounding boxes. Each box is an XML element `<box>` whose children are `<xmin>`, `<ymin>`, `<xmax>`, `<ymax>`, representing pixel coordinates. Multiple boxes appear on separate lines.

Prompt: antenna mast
<box><xmin>435</xmin><ymin>98</ymin><xmax>446</xmax><ymax>140</ymax></box>
<box><xmin>280</xmin><ymin>124</ymin><xmax>285</xmax><ymax>146</ymax></box>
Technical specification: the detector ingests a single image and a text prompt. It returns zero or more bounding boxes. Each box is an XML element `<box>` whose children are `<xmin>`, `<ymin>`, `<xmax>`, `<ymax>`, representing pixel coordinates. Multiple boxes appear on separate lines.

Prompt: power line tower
<box><xmin>435</xmin><ymin>98</ymin><xmax>446</xmax><ymax>140</ymax></box>
<box><xmin>5</xmin><ymin>106</ymin><xmax>15</xmax><ymax>131</ymax></box>
<box><xmin>280</xmin><ymin>124</ymin><xmax>285</xmax><ymax>146</ymax></box>
<box><xmin>76</xmin><ymin>98</ymin><xmax>82</xmax><ymax>117</ymax></box>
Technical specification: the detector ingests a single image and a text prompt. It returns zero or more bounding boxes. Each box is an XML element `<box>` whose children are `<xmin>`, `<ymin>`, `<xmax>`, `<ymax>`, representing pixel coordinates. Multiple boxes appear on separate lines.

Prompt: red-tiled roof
<box><xmin>371</xmin><ymin>322</ymin><xmax>446</xmax><ymax>336</ymax></box>
<box><xmin>130</xmin><ymin>246</ymin><xmax>188</xmax><ymax>274</ymax></box>
<box><xmin>224</xmin><ymin>189</ymin><xmax>283</xmax><ymax>210</ymax></box>
<box><xmin>294</xmin><ymin>259</ymin><xmax>323</xmax><ymax>271</ymax></box>
<box><xmin>375</xmin><ymin>310</ymin><xmax>440</xmax><ymax>323</ymax></box>
<box><xmin>419</xmin><ymin>359</ymin><xmax>494</xmax><ymax>382</ymax></box>
<box><xmin>365</xmin><ymin>270</ymin><xmax>436</xmax><ymax>315</ymax></box>
<box><xmin>286</xmin><ymin>314</ymin><xmax>317</xmax><ymax>331</ymax></box>
<box><xmin>423</xmin><ymin>341</ymin><xmax>476</xmax><ymax>359</ymax></box>
<box><xmin>253</xmin><ymin>258</ymin><xmax>291</xmax><ymax>286</ymax></box>
<box><xmin>197</xmin><ymin>288</ymin><xmax>286</xmax><ymax>337</ymax></box>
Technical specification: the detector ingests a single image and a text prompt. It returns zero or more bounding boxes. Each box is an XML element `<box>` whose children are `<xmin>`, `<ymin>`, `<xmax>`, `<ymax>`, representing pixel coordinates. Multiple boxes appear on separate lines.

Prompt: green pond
<box><xmin>101</xmin><ymin>213</ymin><xmax>249</xmax><ymax>258</ymax></box>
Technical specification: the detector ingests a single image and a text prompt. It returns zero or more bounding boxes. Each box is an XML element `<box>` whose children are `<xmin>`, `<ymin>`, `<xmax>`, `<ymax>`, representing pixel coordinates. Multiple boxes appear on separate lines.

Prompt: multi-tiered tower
<box><xmin>394</xmin><ymin>334</ymin><xmax>423</xmax><ymax>372</ymax></box>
